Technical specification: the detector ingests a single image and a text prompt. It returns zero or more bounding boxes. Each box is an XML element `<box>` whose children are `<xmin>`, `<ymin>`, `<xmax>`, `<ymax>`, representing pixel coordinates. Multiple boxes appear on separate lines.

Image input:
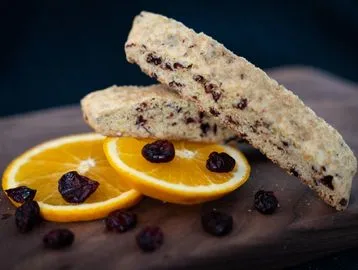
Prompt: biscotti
<box><xmin>125</xmin><ymin>11</ymin><xmax>357</xmax><ymax>210</ymax></box>
<box><xmin>81</xmin><ymin>85</ymin><xmax>236</xmax><ymax>142</ymax></box>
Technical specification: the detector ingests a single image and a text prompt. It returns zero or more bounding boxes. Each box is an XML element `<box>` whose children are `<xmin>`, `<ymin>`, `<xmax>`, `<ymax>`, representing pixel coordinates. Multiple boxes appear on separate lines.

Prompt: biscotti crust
<box><xmin>125</xmin><ymin>11</ymin><xmax>357</xmax><ymax>210</ymax></box>
<box><xmin>81</xmin><ymin>85</ymin><xmax>236</xmax><ymax>143</ymax></box>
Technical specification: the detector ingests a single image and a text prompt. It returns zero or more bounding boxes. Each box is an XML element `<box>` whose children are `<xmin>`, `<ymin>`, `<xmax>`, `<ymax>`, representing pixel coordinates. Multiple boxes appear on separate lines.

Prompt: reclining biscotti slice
<box><xmin>125</xmin><ymin>11</ymin><xmax>357</xmax><ymax>210</ymax></box>
<box><xmin>81</xmin><ymin>85</ymin><xmax>236</xmax><ymax>142</ymax></box>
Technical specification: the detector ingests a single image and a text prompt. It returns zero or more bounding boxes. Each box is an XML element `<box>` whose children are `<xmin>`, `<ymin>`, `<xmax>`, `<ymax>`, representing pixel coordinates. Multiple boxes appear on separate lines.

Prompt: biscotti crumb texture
<box><xmin>125</xmin><ymin>11</ymin><xmax>357</xmax><ymax>210</ymax></box>
<box><xmin>81</xmin><ymin>85</ymin><xmax>236</xmax><ymax>143</ymax></box>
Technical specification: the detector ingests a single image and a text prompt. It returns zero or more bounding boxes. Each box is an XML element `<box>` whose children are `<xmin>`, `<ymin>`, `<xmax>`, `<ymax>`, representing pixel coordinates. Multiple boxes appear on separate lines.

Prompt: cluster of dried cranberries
<box><xmin>4</xmin><ymin>170</ymin><xmax>102</xmax><ymax>249</ymax></box>
<box><xmin>5</xmin><ymin>186</ymin><xmax>41</xmax><ymax>233</ymax></box>
<box><xmin>142</xmin><ymin>140</ymin><xmax>237</xmax><ymax>174</ymax></box>
<box><xmin>3</xmin><ymin>138</ymin><xmax>280</xmax><ymax>254</ymax></box>
<box><xmin>105</xmin><ymin>210</ymin><xmax>164</xmax><ymax>252</ymax></box>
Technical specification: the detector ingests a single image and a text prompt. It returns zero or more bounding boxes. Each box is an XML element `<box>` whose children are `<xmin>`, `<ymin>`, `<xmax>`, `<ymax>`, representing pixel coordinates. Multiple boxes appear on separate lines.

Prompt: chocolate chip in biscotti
<box><xmin>136</xmin><ymin>115</ymin><xmax>147</xmax><ymax>126</ymax></box>
<box><xmin>200</xmin><ymin>123</ymin><xmax>210</xmax><ymax>136</ymax></box>
<box><xmin>290</xmin><ymin>168</ymin><xmax>299</xmax><ymax>177</ymax></box>
<box><xmin>163</xmin><ymin>63</ymin><xmax>173</xmax><ymax>71</ymax></box>
<box><xmin>235</xmin><ymin>98</ymin><xmax>248</xmax><ymax>110</ymax></box>
<box><xmin>173</xmin><ymin>62</ymin><xmax>184</xmax><ymax>69</ymax></box>
<box><xmin>185</xmin><ymin>117</ymin><xmax>195</xmax><ymax>124</ymax></box>
<box><xmin>226</xmin><ymin>115</ymin><xmax>239</xmax><ymax>125</ymax></box>
<box><xmin>193</xmin><ymin>75</ymin><xmax>206</xmax><ymax>83</ymax></box>
<box><xmin>135</xmin><ymin>102</ymin><xmax>148</xmax><ymax>112</ymax></box>
<box><xmin>209</xmin><ymin>107</ymin><xmax>220</xmax><ymax>117</ymax></box>
<box><xmin>146</xmin><ymin>53</ymin><xmax>162</xmax><ymax>65</ymax></box>
<box><xmin>282</xmin><ymin>141</ymin><xmax>289</xmax><ymax>147</ymax></box>
<box><xmin>339</xmin><ymin>198</ymin><xmax>348</xmax><ymax>207</ymax></box>
<box><xmin>125</xmin><ymin>43</ymin><xmax>136</xmax><ymax>48</ymax></box>
<box><xmin>213</xmin><ymin>124</ymin><xmax>217</xmax><ymax>135</ymax></box>
<box><xmin>169</xmin><ymin>81</ymin><xmax>185</xmax><ymax>89</ymax></box>
<box><xmin>173</xmin><ymin>62</ymin><xmax>193</xmax><ymax>69</ymax></box>
<box><xmin>204</xmin><ymin>83</ymin><xmax>222</xmax><ymax>102</ymax></box>
<box><xmin>212</xmin><ymin>92</ymin><xmax>222</xmax><ymax>102</ymax></box>
<box><xmin>320</xmin><ymin>175</ymin><xmax>334</xmax><ymax>190</ymax></box>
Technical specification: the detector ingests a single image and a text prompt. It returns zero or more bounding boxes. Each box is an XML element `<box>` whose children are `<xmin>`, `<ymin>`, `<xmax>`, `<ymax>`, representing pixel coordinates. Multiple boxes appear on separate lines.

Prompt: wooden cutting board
<box><xmin>0</xmin><ymin>67</ymin><xmax>357</xmax><ymax>270</ymax></box>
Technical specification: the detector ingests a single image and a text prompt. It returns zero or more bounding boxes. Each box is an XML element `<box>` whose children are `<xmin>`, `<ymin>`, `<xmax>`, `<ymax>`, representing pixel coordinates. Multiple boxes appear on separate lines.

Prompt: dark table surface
<box><xmin>0</xmin><ymin>67</ymin><xmax>357</xmax><ymax>270</ymax></box>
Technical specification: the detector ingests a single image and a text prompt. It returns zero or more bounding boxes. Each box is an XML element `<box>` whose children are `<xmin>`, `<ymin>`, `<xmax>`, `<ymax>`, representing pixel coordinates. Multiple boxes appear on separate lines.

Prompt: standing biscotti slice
<box><xmin>125</xmin><ymin>11</ymin><xmax>357</xmax><ymax>210</ymax></box>
<box><xmin>81</xmin><ymin>85</ymin><xmax>236</xmax><ymax>142</ymax></box>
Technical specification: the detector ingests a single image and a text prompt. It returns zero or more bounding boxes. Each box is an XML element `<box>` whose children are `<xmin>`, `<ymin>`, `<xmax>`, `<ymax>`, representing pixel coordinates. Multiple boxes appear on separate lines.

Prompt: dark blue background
<box><xmin>1</xmin><ymin>0</ymin><xmax>357</xmax><ymax>117</ymax></box>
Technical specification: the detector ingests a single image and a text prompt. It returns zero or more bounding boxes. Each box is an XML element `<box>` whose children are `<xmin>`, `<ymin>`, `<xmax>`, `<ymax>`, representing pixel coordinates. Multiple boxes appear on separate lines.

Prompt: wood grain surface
<box><xmin>0</xmin><ymin>67</ymin><xmax>357</xmax><ymax>270</ymax></box>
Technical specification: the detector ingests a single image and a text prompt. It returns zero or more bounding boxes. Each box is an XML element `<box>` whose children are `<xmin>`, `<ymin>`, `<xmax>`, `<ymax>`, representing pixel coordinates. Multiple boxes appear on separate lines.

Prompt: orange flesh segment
<box><xmin>15</xmin><ymin>139</ymin><xmax>131</xmax><ymax>205</ymax></box>
<box><xmin>116</xmin><ymin>137</ymin><xmax>237</xmax><ymax>186</ymax></box>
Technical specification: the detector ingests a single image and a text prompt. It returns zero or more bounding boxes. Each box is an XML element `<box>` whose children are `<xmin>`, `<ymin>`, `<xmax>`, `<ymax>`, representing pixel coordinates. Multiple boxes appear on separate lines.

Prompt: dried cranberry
<box><xmin>136</xmin><ymin>226</ymin><xmax>163</xmax><ymax>252</ymax></box>
<box><xmin>15</xmin><ymin>200</ymin><xmax>41</xmax><ymax>233</ymax></box>
<box><xmin>206</xmin><ymin>152</ymin><xmax>236</xmax><ymax>173</ymax></box>
<box><xmin>105</xmin><ymin>210</ymin><xmax>137</xmax><ymax>233</ymax></box>
<box><xmin>254</xmin><ymin>190</ymin><xmax>278</xmax><ymax>215</ymax></box>
<box><xmin>141</xmin><ymin>140</ymin><xmax>175</xmax><ymax>163</ymax></box>
<box><xmin>43</xmin><ymin>229</ymin><xmax>74</xmax><ymax>249</ymax></box>
<box><xmin>58</xmin><ymin>171</ymin><xmax>99</xmax><ymax>204</ymax></box>
<box><xmin>5</xmin><ymin>186</ymin><xmax>36</xmax><ymax>203</ymax></box>
<box><xmin>201</xmin><ymin>210</ymin><xmax>233</xmax><ymax>236</ymax></box>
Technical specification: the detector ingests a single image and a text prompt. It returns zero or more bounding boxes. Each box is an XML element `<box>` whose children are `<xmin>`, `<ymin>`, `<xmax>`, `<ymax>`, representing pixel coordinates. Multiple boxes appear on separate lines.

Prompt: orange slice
<box><xmin>104</xmin><ymin>137</ymin><xmax>250</xmax><ymax>204</ymax></box>
<box><xmin>2</xmin><ymin>134</ymin><xmax>142</xmax><ymax>222</ymax></box>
